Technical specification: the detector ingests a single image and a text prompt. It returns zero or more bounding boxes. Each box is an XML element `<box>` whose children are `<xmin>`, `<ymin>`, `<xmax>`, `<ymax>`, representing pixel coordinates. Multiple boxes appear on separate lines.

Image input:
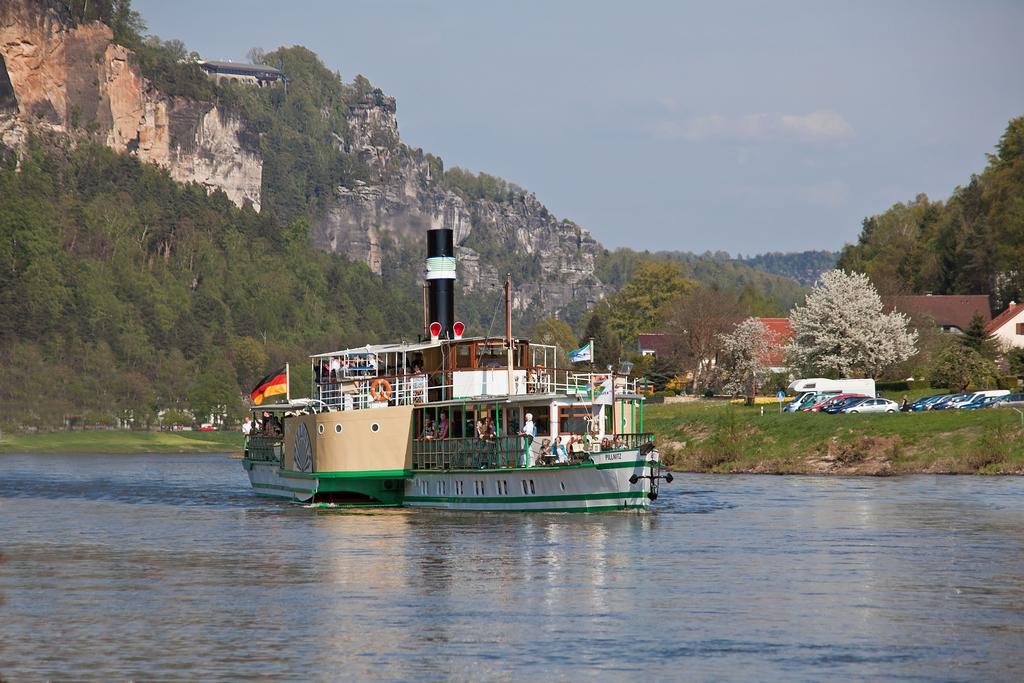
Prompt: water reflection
<box><xmin>1</xmin><ymin>455</ymin><xmax>1023</xmax><ymax>681</ymax></box>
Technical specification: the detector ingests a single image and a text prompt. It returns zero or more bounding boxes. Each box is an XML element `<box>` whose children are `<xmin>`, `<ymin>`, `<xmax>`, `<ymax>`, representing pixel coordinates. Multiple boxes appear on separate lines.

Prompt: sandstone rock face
<box><xmin>0</xmin><ymin>0</ymin><xmax>261</xmax><ymax>210</ymax></box>
<box><xmin>316</xmin><ymin>95</ymin><xmax>609</xmax><ymax>318</ymax></box>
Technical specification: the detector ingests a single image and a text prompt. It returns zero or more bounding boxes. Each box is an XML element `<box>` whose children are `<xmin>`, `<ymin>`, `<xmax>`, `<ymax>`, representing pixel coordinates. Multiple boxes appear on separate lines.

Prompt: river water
<box><xmin>1</xmin><ymin>453</ymin><xmax>1022</xmax><ymax>681</ymax></box>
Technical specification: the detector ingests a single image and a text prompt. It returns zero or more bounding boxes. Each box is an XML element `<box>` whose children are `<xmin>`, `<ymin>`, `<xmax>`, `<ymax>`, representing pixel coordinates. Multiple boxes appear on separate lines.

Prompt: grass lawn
<box><xmin>646</xmin><ymin>400</ymin><xmax>1024</xmax><ymax>474</ymax></box>
<box><xmin>0</xmin><ymin>430</ymin><xmax>242</xmax><ymax>454</ymax></box>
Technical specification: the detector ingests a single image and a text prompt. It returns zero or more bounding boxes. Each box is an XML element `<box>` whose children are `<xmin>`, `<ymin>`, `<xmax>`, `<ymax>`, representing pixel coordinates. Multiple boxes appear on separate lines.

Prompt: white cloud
<box><xmin>655</xmin><ymin>110</ymin><xmax>853</xmax><ymax>143</ymax></box>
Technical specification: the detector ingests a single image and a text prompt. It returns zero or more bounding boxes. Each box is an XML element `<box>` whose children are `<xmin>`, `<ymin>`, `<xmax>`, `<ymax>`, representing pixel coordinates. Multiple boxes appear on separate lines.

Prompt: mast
<box><xmin>286</xmin><ymin>362</ymin><xmax>291</xmax><ymax>403</ymax></box>
<box><xmin>609</xmin><ymin>363</ymin><xmax>615</xmax><ymax>438</ymax></box>
<box><xmin>505</xmin><ymin>273</ymin><xmax>514</xmax><ymax>396</ymax></box>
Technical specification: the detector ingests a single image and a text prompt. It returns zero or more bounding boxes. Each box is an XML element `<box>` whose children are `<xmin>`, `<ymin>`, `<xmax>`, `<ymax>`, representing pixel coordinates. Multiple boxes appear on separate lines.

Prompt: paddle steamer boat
<box><xmin>243</xmin><ymin>227</ymin><xmax>670</xmax><ymax>511</ymax></box>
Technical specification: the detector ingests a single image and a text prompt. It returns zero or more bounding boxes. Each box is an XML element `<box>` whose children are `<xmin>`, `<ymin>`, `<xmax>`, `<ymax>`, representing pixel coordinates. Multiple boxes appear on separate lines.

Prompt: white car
<box><xmin>842</xmin><ymin>398</ymin><xmax>899</xmax><ymax>414</ymax></box>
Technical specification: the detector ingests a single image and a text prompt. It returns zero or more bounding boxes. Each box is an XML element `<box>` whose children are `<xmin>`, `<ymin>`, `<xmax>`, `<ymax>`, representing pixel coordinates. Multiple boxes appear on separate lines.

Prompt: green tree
<box><xmin>960</xmin><ymin>314</ymin><xmax>998</xmax><ymax>358</ymax></box>
<box><xmin>930</xmin><ymin>344</ymin><xmax>998</xmax><ymax>392</ymax></box>
<box><xmin>530</xmin><ymin>317</ymin><xmax>576</xmax><ymax>366</ymax></box>
<box><xmin>605</xmin><ymin>262</ymin><xmax>695</xmax><ymax>345</ymax></box>
<box><xmin>581</xmin><ymin>310</ymin><xmax>621</xmax><ymax>369</ymax></box>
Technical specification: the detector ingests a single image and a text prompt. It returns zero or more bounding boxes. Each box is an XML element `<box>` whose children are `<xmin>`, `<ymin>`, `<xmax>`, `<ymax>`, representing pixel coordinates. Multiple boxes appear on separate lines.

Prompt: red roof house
<box><xmin>886</xmin><ymin>295</ymin><xmax>991</xmax><ymax>333</ymax></box>
<box><xmin>986</xmin><ymin>301</ymin><xmax>1024</xmax><ymax>350</ymax></box>
<box><xmin>758</xmin><ymin>318</ymin><xmax>794</xmax><ymax>370</ymax></box>
<box><xmin>637</xmin><ymin>333</ymin><xmax>682</xmax><ymax>358</ymax></box>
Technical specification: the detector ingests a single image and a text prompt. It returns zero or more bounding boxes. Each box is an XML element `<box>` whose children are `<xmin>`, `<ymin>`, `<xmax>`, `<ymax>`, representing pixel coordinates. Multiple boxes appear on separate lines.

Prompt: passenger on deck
<box><xmin>570</xmin><ymin>435</ymin><xmax>587</xmax><ymax>460</ymax></box>
<box><xmin>601</xmin><ymin>436</ymin><xmax>612</xmax><ymax>451</ymax></box>
<box><xmin>521</xmin><ymin>412</ymin><xmax>537</xmax><ymax>440</ymax></box>
<box><xmin>267</xmin><ymin>414</ymin><xmax>283</xmax><ymax>437</ymax></box>
<box><xmin>612</xmin><ymin>434</ymin><xmax>624</xmax><ymax>449</ymax></box>
<box><xmin>553</xmin><ymin>436</ymin><xmax>569</xmax><ymax>464</ymax></box>
<box><xmin>437</xmin><ymin>412</ymin><xmax>449</xmax><ymax>439</ymax></box>
<box><xmin>537</xmin><ymin>438</ymin><xmax>553</xmax><ymax>465</ymax></box>
<box><xmin>519</xmin><ymin>413</ymin><xmax>537</xmax><ymax>467</ymax></box>
<box><xmin>422</xmin><ymin>417</ymin><xmax>435</xmax><ymax>440</ymax></box>
<box><xmin>241</xmin><ymin>417</ymin><xmax>253</xmax><ymax>436</ymax></box>
<box><xmin>483</xmin><ymin>416</ymin><xmax>496</xmax><ymax>441</ymax></box>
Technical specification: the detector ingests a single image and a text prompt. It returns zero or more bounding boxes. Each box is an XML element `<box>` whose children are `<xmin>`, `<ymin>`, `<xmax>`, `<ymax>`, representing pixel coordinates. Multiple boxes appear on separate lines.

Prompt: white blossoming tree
<box><xmin>718</xmin><ymin>317</ymin><xmax>773</xmax><ymax>404</ymax></box>
<box><xmin>787</xmin><ymin>270</ymin><xmax>918</xmax><ymax>377</ymax></box>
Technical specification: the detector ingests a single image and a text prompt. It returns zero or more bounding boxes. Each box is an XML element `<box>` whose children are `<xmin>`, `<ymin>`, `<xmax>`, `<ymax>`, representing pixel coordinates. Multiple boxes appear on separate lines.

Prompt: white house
<box><xmin>986</xmin><ymin>301</ymin><xmax>1024</xmax><ymax>349</ymax></box>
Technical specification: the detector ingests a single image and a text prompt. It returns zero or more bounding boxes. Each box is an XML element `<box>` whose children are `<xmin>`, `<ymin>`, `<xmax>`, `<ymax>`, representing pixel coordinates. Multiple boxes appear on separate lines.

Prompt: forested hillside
<box><xmin>838</xmin><ymin>117</ymin><xmax>1024</xmax><ymax>309</ymax></box>
<box><xmin>596</xmin><ymin>248</ymin><xmax>806</xmax><ymax>313</ymax></box>
<box><xmin>0</xmin><ymin>138</ymin><xmax>420</xmax><ymax>429</ymax></box>
<box><xmin>740</xmin><ymin>250</ymin><xmax>839</xmax><ymax>287</ymax></box>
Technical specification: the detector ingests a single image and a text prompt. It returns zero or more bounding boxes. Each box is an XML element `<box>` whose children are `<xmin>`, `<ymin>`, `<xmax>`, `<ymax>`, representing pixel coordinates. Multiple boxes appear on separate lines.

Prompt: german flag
<box><xmin>251</xmin><ymin>366</ymin><xmax>288</xmax><ymax>405</ymax></box>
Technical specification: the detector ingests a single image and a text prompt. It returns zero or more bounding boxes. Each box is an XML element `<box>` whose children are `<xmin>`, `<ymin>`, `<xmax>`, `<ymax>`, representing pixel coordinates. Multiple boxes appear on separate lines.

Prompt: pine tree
<box><xmin>960</xmin><ymin>314</ymin><xmax>998</xmax><ymax>358</ymax></box>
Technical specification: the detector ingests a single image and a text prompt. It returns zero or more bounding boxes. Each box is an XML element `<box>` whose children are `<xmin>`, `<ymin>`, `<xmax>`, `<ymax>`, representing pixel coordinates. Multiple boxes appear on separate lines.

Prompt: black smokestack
<box><xmin>426</xmin><ymin>227</ymin><xmax>455</xmax><ymax>337</ymax></box>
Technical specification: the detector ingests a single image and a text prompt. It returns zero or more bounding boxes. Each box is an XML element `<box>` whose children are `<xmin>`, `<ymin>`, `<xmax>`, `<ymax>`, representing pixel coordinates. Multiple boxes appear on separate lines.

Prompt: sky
<box><xmin>135</xmin><ymin>0</ymin><xmax>1024</xmax><ymax>255</ymax></box>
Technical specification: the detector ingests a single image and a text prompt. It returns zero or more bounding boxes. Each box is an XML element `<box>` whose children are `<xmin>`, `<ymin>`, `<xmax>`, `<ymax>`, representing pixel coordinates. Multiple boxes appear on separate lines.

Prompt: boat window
<box><xmin>560</xmin><ymin>482</ymin><xmax>566</xmax><ymax>491</ymax></box>
<box><xmin>370</xmin><ymin>423</ymin><xmax>380</xmax><ymax>433</ymax></box>
<box><xmin>521</xmin><ymin>480</ymin><xmax>529</xmax><ymax>495</ymax></box>
<box><xmin>317</xmin><ymin>424</ymin><xmax>324</xmax><ymax>435</ymax></box>
<box><xmin>334</xmin><ymin>424</ymin><xmax>342</xmax><ymax>434</ymax></box>
<box><xmin>529</xmin><ymin>480</ymin><xmax>535</xmax><ymax>494</ymax></box>
<box><xmin>455</xmin><ymin>345</ymin><xmax>472</xmax><ymax>369</ymax></box>
<box><xmin>477</xmin><ymin>343</ymin><xmax>506</xmax><ymax>369</ymax></box>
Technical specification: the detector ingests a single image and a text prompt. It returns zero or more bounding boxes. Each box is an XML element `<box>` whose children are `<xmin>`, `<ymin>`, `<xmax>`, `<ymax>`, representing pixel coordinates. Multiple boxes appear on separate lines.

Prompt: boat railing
<box><xmin>412</xmin><ymin>435</ymin><xmax>530</xmax><ymax>470</ymax></box>
<box><xmin>246</xmin><ymin>435</ymin><xmax>283</xmax><ymax>464</ymax></box>
<box><xmin>314</xmin><ymin>367</ymin><xmax>640</xmax><ymax>412</ymax></box>
<box><xmin>594</xmin><ymin>432</ymin><xmax>654</xmax><ymax>453</ymax></box>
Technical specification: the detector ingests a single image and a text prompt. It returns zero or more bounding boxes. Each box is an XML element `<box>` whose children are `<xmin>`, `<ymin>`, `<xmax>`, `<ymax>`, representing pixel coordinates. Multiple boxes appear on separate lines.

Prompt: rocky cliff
<box><xmin>316</xmin><ymin>91</ymin><xmax>608</xmax><ymax>318</ymax></box>
<box><xmin>0</xmin><ymin>0</ymin><xmax>262</xmax><ymax>210</ymax></box>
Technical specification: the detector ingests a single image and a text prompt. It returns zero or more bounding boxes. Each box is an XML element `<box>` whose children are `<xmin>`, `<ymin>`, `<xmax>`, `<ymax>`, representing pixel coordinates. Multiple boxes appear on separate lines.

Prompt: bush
<box><xmin>876</xmin><ymin>379</ymin><xmax>931</xmax><ymax>393</ymax></box>
<box><xmin>996</xmin><ymin>375</ymin><xmax>1021</xmax><ymax>390</ymax></box>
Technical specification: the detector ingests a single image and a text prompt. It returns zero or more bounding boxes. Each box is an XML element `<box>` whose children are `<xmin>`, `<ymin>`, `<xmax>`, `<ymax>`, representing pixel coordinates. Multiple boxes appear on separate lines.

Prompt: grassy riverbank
<box><xmin>0</xmin><ymin>430</ymin><xmax>241</xmax><ymax>454</ymax></box>
<box><xmin>646</xmin><ymin>401</ymin><xmax>1024</xmax><ymax>474</ymax></box>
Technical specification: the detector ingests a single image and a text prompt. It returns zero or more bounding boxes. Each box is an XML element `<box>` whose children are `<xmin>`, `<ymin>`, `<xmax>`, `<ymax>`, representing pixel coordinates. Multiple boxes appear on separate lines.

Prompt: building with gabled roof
<box><xmin>986</xmin><ymin>301</ymin><xmax>1024</xmax><ymax>350</ymax></box>
<box><xmin>886</xmin><ymin>294</ymin><xmax>991</xmax><ymax>333</ymax></box>
<box><xmin>637</xmin><ymin>333</ymin><xmax>681</xmax><ymax>358</ymax></box>
<box><xmin>197</xmin><ymin>60</ymin><xmax>283</xmax><ymax>87</ymax></box>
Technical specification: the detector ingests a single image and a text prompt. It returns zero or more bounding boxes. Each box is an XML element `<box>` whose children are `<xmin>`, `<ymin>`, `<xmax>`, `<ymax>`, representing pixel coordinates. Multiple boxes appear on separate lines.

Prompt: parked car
<box><xmin>842</xmin><ymin>398</ymin><xmax>900</xmax><ymax>414</ymax></box>
<box><xmin>812</xmin><ymin>393</ymin><xmax>868</xmax><ymax>412</ymax></box>
<box><xmin>961</xmin><ymin>395</ymin><xmax>1003</xmax><ymax>410</ymax></box>
<box><xmin>928</xmin><ymin>394</ymin><xmax>970</xmax><ymax>410</ymax></box>
<box><xmin>800</xmin><ymin>393</ymin><xmax>848</xmax><ymax>411</ymax></box>
<box><xmin>996</xmin><ymin>392</ymin><xmax>1024</xmax><ymax>408</ymax></box>
<box><xmin>785</xmin><ymin>390</ymin><xmax>840</xmax><ymax>412</ymax></box>
<box><xmin>824</xmin><ymin>396</ymin><xmax>873</xmax><ymax>414</ymax></box>
<box><xmin>197</xmin><ymin>424</ymin><xmax>218</xmax><ymax>431</ymax></box>
<box><xmin>933</xmin><ymin>393</ymin><xmax>977</xmax><ymax>410</ymax></box>
<box><xmin>911</xmin><ymin>394</ymin><xmax>949</xmax><ymax>411</ymax></box>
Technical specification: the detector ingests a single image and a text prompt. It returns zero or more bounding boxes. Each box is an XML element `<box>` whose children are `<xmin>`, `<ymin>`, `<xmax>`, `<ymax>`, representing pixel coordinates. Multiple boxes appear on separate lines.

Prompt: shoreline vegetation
<box><xmin>0</xmin><ymin>430</ymin><xmax>241</xmax><ymax>455</ymax></box>
<box><xmin>2</xmin><ymin>401</ymin><xmax>1021</xmax><ymax>475</ymax></box>
<box><xmin>647</xmin><ymin>401</ymin><xmax>1024</xmax><ymax>475</ymax></box>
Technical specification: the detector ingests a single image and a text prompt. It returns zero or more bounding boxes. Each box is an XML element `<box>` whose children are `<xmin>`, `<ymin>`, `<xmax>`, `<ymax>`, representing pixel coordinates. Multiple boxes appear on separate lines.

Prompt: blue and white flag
<box><xmin>568</xmin><ymin>341</ymin><xmax>593</xmax><ymax>363</ymax></box>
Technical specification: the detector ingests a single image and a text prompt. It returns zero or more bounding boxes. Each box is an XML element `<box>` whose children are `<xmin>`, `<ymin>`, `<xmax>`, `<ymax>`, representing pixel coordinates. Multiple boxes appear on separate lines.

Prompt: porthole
<box><xmin>317</xmin><ymin>424</ymin><xmax>325</xmax><ymax>435</ymax></box>
<box><xmin>560</xmin><ymin>482</ymin><xmax>566</xmax><ymax>491</ymax></box>
<box><xmin>335</xmin><ymin>424</ymin><xmax>343</xmax><ymax>434</ymax></box>
<box><xmin>370</xmin><ymin>423</ymin><xmax>380</xmax><ymax>433</ymax></box>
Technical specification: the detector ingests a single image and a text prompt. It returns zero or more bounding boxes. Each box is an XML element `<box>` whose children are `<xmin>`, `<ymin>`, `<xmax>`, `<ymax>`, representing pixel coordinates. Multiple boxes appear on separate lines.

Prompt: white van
<box><xmin>788</xmin><ymin>378</ymin><xmax>876</xmax><ymax>398</ymax></box>
<box><xmin>969</xmin><ymin>389</ymin><xmax>1010</xmax><ymax>402</ymax></box>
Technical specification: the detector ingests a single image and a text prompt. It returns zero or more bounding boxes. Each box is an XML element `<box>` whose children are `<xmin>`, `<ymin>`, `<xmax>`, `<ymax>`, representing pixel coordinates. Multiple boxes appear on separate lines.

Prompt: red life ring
<box><xmin>370</xmin><ymin>379</ymin><xmax>392</xmax><ymax>402</ymax></box>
